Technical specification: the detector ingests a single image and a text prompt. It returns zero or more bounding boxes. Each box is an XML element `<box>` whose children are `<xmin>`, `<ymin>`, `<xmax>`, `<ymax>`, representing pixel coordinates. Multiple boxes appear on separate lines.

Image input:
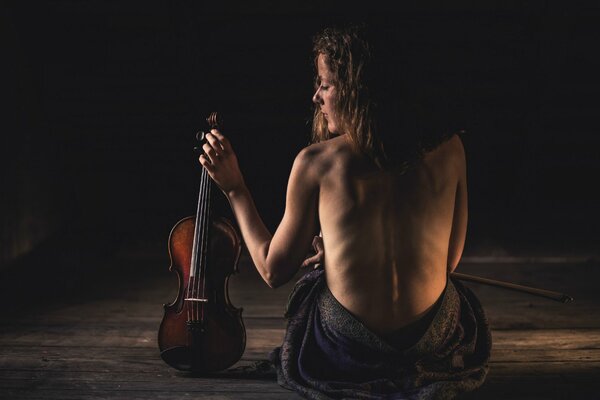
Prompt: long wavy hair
<box><xmin>312</xmin><ymin>24</ymin><xmax>458</xmax><ymax>172</ymax></box>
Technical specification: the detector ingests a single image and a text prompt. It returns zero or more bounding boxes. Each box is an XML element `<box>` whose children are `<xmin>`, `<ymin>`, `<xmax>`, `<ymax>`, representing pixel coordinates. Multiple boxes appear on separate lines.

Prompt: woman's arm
<box><xmin>200</xmin><ymin>129</ymin><xmax>319</xmax><ymax>288</ymax></box>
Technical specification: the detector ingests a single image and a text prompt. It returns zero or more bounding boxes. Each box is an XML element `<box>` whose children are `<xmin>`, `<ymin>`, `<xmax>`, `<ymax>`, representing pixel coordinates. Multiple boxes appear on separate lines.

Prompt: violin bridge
<box><xmin>184</xmin><ymin>298</ymin><xmax>209</xmax><ymax>302</ymax></box>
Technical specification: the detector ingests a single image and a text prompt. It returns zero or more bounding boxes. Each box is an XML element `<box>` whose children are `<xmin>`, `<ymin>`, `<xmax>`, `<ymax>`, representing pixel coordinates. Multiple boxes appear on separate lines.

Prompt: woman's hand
<box><xmin>301</xmin><ymin>235</ymin><xmax>324</xmax><ymax>269</ymax></box>
<box><xmin>199</xmin><ymin>129</ymin><xmax>245</xmax><ymax>196</ymax></box>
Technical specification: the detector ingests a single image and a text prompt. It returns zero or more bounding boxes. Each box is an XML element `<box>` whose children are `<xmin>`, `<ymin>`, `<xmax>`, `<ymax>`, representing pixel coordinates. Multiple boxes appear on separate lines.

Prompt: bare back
<box><xmin>314</xmin><ymin>133</ymin><xmax>467</xmax><ymax>335</ymax></box>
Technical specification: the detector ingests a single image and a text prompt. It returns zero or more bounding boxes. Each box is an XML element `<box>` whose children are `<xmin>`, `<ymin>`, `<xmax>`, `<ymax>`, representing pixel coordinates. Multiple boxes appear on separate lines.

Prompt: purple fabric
<box><xmin>271</xmin><ymin>268</ymin><xmax>491</xmax><ymax>400</ymax></box>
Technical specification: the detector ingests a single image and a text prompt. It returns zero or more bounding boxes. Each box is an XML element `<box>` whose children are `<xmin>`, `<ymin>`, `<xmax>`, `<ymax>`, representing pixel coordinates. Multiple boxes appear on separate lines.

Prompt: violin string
<box><xmin>198</xmin><ymin>167</ymin><xmax>210</xmax><ymax>323</ymax></box>
<box><xmin>197</xmin><ymin>168</ymin><xmax>209</xmax><ymax>322</ymax></box>
<box><xmin>202</xmin><ymin>167</ymin><xmax>212</xmax><ymax>324</ymax></box>
<box><xmin>200</xmin><ymin>119</ymin><xmax>216</xmax><ymax>324</ymax></box>
<box><xmin>192</xmin><ymin>169</ymin><xmax>205</xmax><ymax>323</ymax></box>
<box><xmin>200</xmin><ymin>170</ymin><xmax>212</xmax><ymax>323</ymax></box>
<box><xmin>187</xmin><ymin>166</ymin><xmax>205</xmax><ymax>323</ymax></box>
<box><xmin>198</xmin><ymin>168</ymin><xmax>211</xmax><ymax>321</ymax></box>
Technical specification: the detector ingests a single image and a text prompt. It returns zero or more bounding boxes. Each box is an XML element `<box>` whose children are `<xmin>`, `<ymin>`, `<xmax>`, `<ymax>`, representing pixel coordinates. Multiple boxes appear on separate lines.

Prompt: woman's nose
<box><xmin>312</xmin><ymin>89</ymin><xmax>321</xmax><ymax>105</ymax></box>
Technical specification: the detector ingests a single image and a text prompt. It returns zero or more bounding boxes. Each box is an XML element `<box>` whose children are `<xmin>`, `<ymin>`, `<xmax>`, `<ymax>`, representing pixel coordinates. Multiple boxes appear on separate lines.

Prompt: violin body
<box><xmin>159</xmin><ymin>215</ymin><xmax>245</xmax><ymax>373</ymax></box>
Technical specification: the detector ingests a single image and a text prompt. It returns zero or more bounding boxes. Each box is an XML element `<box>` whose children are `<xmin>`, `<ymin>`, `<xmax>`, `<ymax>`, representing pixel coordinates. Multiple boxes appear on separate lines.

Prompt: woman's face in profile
<box><xmin>313</xmin><ymin>54</ymin><xmax>339</xmax><ymax>134</ymax></box>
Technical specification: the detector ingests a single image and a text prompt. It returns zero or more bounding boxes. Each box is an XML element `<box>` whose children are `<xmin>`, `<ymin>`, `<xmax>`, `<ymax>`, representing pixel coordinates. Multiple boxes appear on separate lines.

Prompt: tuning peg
<box><xmin>194</xmin><ymin>131</ymin><xmax>206</xmax><ymax>154</ymax></box>
<box><xmin>206</xmin><ymin>111</ymin><xmax>221</xmax><ymax>129</ymax></box>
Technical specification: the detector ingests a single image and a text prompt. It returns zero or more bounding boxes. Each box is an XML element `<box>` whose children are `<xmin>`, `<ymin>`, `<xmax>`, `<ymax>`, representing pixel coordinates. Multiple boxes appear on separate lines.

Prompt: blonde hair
<box><xmin>312</xmin><ymin>26</ymin><xmax>384</xmax><ymax>167</ymax></box>
<box><xmin>311</xmin><ymin>25</ymin><xmax>457</xmax><ymax>173</ymax></box>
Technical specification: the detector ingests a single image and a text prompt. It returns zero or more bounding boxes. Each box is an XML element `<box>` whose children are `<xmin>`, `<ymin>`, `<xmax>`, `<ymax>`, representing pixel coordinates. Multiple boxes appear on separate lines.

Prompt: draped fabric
<box><xmin>270</xmin><ymin>268</ymin><xmax>491</xmax><ymax>400</ymax></box>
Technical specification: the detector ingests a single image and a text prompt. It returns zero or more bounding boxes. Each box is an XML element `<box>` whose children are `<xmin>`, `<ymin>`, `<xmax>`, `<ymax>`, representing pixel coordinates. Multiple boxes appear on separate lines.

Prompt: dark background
<box><xmin>2</xmin><ymin>1</ymin><xmax>599</xmax><ymax>273</ymax></box>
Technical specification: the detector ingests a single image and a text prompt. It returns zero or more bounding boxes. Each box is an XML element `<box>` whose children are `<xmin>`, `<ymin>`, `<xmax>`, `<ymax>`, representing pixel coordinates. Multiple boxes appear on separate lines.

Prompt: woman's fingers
<box><xmin>206</xmin><ymin>129</ymin><xmax>225</xmax><ymax>154</ymax></box>
<box><xmin>197</xmin><ymin>128</ymin><xmax>244</xmax><ymax>193</ymax></box>
<box><xmin>202</xmin><ymin>142</ymin><xmax>219</xmax><ymax>164</ymax></box>
<box><xmin>301</xmin><ymin>235</ymin><xmax>324</xmax><ymax>269</ymax></box>
<box><xmin>301</xmin><ymin>253</ymin><xmax>321</xmax><ymax>269</ymax></box>
<box><xmin>210</xmin><ymin>129</ymin><xmax>231</xmax><ymax>152</ymax></box>
<box><xmin>202</xmin><ymin>130</ymin><xmax>231</xmax><ymax>165</ymax></box>
<box><xmin>199</xmin><ymin>154</ymin><xmax>214</xmax><ymax>172</ymax></box>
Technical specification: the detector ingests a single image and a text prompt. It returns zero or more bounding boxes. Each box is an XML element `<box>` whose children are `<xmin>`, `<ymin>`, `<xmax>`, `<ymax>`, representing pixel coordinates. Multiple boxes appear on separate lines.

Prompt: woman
<box><xmin>199</xmin><ymin>25</ymin><xmax>490</xmax><ymax>400</ymax></box>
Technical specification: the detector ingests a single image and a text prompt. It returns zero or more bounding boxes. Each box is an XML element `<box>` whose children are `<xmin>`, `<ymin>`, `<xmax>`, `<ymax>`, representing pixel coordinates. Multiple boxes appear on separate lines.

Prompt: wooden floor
<box><xmin>1</xmin><ymin>246</ymin><xmax>599</xmax><ymax>399</ymax></box>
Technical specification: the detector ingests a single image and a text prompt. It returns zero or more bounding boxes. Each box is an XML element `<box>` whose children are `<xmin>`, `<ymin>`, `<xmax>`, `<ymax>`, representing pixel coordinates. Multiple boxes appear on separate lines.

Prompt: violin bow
<box><xmin>451</xmin><ymin>272</ymin><xmax>574</xmax><ymax>303</ymax></box>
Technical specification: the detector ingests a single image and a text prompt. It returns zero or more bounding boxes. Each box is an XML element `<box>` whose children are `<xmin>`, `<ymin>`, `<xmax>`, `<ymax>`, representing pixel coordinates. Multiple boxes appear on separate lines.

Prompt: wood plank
<box><xmin>0</xmin><ymin>346</ymin><xmax>600</xmax><ymax>374</ymax></box>
<box><xmin>1</xmin><ymin>362</ymin><xmax>598</xmax><ymax>400</ymax></box>
<box><xmin>0</xmin><ymin>390</ymin><xmax>300</xmax><ymax>400</ymax></box>
<box><xmin>2</xmin><ymin>366</ymin><xmax>596</xmax><ymax>384</ymax></box>
<box><xmin>4</xmin><ymin>328</ymin><xmax>600</xmax><ymax>352</ymax></box>
<box><xmin>0</xmin><ymin>327</ymin><xmax>285</xmax><ymax>351</ymax></box>
<box><xmin>490</xmin><ymin>348</ymin><xmax>600</xmax><ymax>363</ymax></box>
<box><xmin>0</xmin><ymin>378</ymin><xmax>291</xmax><ymax>392</ymax></box>
<box><xmin>491</xmin><ymin>329</ymin><xmax>600</xmax><ymax>349</ymax></box>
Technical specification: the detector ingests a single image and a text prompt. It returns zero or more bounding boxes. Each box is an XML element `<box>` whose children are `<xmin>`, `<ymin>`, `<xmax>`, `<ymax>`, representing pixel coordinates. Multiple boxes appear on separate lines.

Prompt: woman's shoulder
<box><xmin>420</xmin><ymin>132</ymin><xmax>466</xmax><ymax>176</ymax></box>
<box><xmin>442</xmin><ymin>133</ymin><xmax>466</xmax><ymax>166</ymax></box>
<box><xmin>424</xmin><ymin>132</ymin><xmax>465</xmax><ymax>160</ymax></box>
<box><xmin>293</xmin><ymin>135</ymin><xmax>354</xmax><ymax>180</ymax></box>
<box><xmin>300</xmin><ymin>135</ymin><xmax>352</xmax><ymax>162</ymax></box>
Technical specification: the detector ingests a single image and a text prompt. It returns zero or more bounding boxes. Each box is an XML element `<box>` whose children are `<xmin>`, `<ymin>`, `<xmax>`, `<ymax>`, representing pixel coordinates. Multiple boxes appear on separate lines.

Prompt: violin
<box><xmin>159</xmin><ymin>112</ymin><xmax>246</xmax><ymax>372</ymax></box>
